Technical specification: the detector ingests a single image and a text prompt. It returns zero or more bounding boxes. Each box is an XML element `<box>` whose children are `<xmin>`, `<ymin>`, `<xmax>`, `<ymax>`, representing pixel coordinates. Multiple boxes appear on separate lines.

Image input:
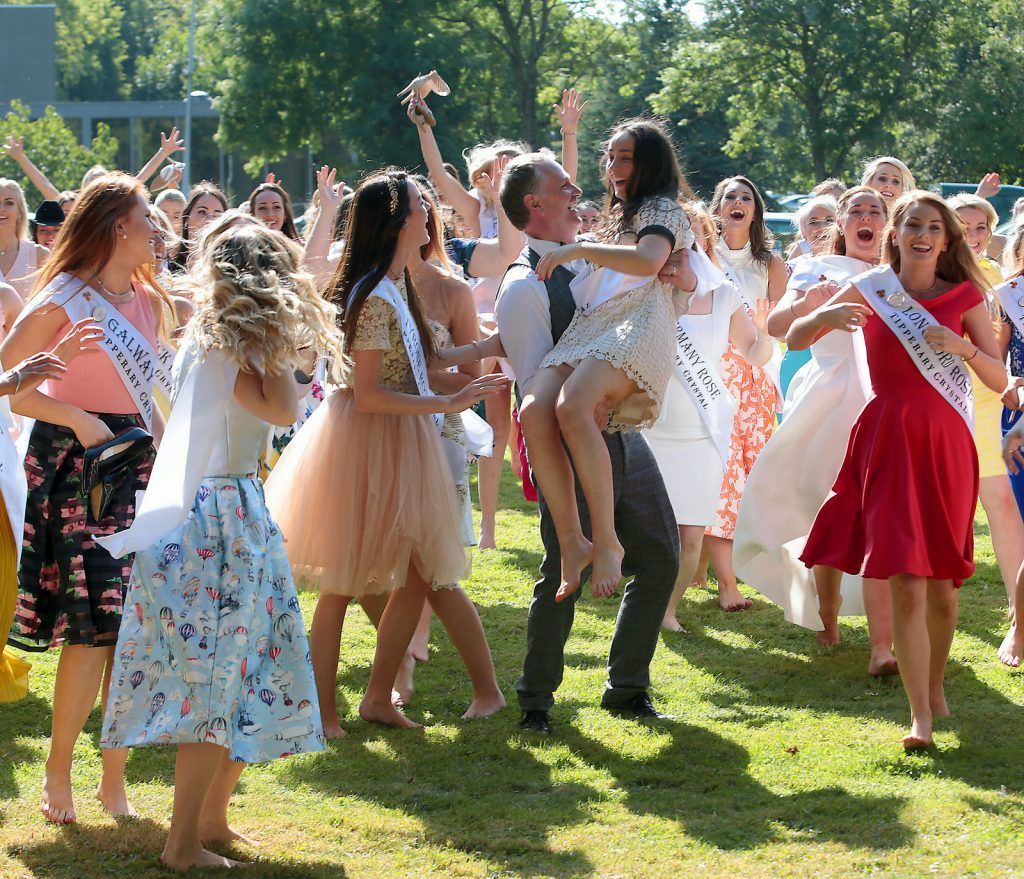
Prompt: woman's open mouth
<box><xmin>856</xmin><ymin>229</ymin><xmax>875</xmax><ymax>243</ymax></box>
<box><xmin>729</xmin><ymin>209</ymin><xmax>745</xmax><ymax>221</ymax></box>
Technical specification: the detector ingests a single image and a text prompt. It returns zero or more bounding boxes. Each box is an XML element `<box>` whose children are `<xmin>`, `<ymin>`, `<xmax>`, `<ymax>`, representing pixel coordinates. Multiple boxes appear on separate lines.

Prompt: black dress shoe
<box><xmin>603</xmin><ymin>692</ymin><xmax>675</xmax><ymax>720</ymax></box>
<box><xmin>519</xmin><ymin>710</ymin><xmax>552</xmax><ymax>734</ymax></box>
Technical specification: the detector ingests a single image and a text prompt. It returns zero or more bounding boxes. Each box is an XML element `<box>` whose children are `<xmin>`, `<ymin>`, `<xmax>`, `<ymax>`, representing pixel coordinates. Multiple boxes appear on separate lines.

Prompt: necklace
<box><xmin>94</xmin><ymin>276</ymin><xmax>135</xmax><ymax>303</ymax></box>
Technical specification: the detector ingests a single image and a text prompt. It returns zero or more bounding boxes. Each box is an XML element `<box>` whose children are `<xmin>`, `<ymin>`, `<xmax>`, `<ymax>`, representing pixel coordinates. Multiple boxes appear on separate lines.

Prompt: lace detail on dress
<box><xmin>349</xmin><ymin>278</ymin><xmax>418</xmax><ymax>394</ymax></box>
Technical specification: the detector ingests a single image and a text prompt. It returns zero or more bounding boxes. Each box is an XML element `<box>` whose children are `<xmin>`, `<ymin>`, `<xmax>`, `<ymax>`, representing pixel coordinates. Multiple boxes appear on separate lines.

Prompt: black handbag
<box><xmin>81</xmin><ymin>427</ymin><xmax>154</xmax><ymax>522</ymax></box>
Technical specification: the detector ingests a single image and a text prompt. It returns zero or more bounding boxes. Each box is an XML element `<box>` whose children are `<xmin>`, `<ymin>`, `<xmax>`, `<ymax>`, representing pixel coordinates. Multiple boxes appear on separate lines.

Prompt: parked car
<box><xmin>765</xmin><ymin>211</ymin><xmax>798</xmax><ymax>255</ymax></box>
<box><xmin>940</xmin><ymin>183</ymin><xmax>1024</xmax><ymax>225</ymax></box>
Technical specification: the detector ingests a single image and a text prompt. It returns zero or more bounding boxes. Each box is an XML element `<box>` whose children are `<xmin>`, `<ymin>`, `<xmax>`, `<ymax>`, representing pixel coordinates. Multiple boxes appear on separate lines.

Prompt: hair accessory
<box><xmin>386</xmin><ymin>178</ymin><xmax>400</xmax><ymax>216</ymax></box>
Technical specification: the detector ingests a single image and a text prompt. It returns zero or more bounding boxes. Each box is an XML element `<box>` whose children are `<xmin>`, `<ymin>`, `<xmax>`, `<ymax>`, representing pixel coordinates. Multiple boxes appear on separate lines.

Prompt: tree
<box><xmin>0</xmin><ymin>102</ymin><xmax>119</xmax><ymax>196</ymax></box>
<box><xmin>654</xmin><ymin>0</ymin><xmax>970</xmax><ymax>189</ymax></box>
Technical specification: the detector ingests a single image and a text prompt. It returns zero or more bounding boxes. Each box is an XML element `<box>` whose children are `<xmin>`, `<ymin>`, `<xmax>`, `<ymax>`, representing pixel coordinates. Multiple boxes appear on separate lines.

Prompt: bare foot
<box><xmin>392</xmin><ymin>651</ymin><xmax>415</xmax><ymax>708</ymax></box>
<box><xmin>661</xmin><ymin>615</ymin><xmax>684</xmax><ymax>633</ymax></box>
<box><xmin>717</xmin><ymin>582</ymin><xmax>752</xmax><ymax>612</ymax></box>
<box><xmin>201</xmin><ymin>822</ymin><xmax>260</xmax><ymax>848</ymax></box>
<box><xmin>591</xmin><ymin>542</ymin><xmax>624</xmax><ymax>599</ymax></box>
<box><xmin>902</xmin><ymin>714</ymin><xmax>934</xmax><ymax>750</ymax></box>
<box><xmin>410</xmin><ymin>632</ymin><xmax>430</xmax><ymax>663</ymax></box>
<box><xmin>868</xmin><ymin>649</ymin><xmax>899</xmax><ymax>677</ymax></box>
<box><xmin>322</xmin><ymin>717</ymin><xmax>348</xmax><ymax>740</ymax></box>
<box><xmin>555</xmin><ymin>536</ymin><xmax>594</xmax><ymax>602</ymax></box>
<box><xmin>41</xmin><ymin>770</ymin><xmax>76</xmax><ymax>825</ymax></box>
<box><xmin>478</xmin><ymin>521</ymin><xmax>497</xmax><ymax>551</ymax></box>
<box><xmin>999</xmin><ymin>622</ymin><xmax>1023</xmax><ymax>668</ymax></box>
<box><xmin>930</xmin><ymin>686</ymin><xmax>951</xmax><ymax>719</ymax></box>
<box><xmin>359</xmin><ymin>697</ymin><xmax>422</xmax><ymax>729</ymax></box>
<box><xmin>161</xmin><ymin>845</ymin><xmax>244</xmax><ymax>871</ymax></box>
<box><xmin>690</xmin><ymin>561</ymin><xmax>709</xmax><ymax>590</ymax></box>
<box><xmin>96</xmin><ymin>783</ymin><xmax>139</xmax><ymax>819</ymax></box>
<box><xmin>462</xmin><ymin>691</ymin><xmax>506</xmax><ymax>719</ymax></box>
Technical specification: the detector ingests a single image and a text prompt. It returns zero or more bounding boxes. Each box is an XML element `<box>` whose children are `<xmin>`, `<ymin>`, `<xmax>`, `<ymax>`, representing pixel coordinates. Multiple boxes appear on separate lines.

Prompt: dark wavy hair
<box><xmin>711</xmin><ymin>175</ymin><xmax>774</xmax><ymax>268</ymax></box>
<box><xmin>247</xmin><ymin>182</ymin><xmax>301</xmax><ymax>241</ymax></box>
<box><xmin>326</xmin><ymin>168</ymin><xmax>436</xmax><ymax>360</ymax></box>
<box><xmin>602</xmin><ymin>117</ymin><xmax>696</xmax><ymax>233</ymax></box>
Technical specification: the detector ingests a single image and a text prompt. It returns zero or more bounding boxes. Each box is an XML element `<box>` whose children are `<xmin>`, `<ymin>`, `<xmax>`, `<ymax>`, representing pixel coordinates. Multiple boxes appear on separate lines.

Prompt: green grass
<box><xmin>2</xmin><ymin>461</ymin><xmax>1023</xmax><ymax>878</ymax></box>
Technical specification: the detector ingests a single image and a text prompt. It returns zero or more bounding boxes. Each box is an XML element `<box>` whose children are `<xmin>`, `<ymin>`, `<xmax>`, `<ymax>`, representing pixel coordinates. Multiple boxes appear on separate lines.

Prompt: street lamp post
<box><xmin>183</xmin><ymin>0</ymin><xmax>198</xmax><ymax>191</ymax></box>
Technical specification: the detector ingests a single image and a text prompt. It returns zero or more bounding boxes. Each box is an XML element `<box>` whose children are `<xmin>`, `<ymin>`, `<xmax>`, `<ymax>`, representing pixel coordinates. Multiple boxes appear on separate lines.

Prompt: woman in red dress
<box><xmin>787</xmin><ymin>191</ymin><xmax>1007</xmax><ymax>750</ymax></box>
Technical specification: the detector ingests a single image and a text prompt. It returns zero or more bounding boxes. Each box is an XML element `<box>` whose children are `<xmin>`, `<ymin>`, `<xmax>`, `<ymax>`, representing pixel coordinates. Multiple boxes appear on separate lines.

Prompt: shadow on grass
<box><xmin>0</xmin><ymin>690</ymin><xmax>53</xmax><ymax>799</ymax></box>
<box><xmin>8</xmin><ymin>815</ymin><xmax>346</xmax><ymax>878</ymax></box>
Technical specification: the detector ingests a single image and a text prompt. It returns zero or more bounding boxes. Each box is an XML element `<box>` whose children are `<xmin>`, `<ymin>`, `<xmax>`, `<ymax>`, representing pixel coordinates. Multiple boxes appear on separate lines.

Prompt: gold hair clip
<box><xmin>386</xmin><ymin>178</ymin><xmax>399</xmax><ymax>215</ymax></box>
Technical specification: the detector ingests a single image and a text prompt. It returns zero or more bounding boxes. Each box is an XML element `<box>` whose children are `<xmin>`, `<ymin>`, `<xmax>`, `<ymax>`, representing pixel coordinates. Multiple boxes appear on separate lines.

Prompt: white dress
<box><xmin>644</xmin><ymin>284</ymin><xmax>741</xmax><ymax>526</ymax></box>
<box><xmin>733</xmin><ymin>256</ymin><xmax>873</xmax><ymax>629</ymax></box>
<box><xmin>0</xmin><ymin>241</ymin><xmax>39</xmax><ymax>299</ymax></box>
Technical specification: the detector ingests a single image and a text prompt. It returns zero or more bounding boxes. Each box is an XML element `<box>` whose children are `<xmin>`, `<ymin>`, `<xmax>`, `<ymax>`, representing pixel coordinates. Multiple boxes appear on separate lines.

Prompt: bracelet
<box><xmin>789</xmin><ymin>300</ymin><xmax>802</xmax><ymax>319</ymax></box>
<box><xmin>471</xmin><ymin>339</ymin><xmax>481</xmax><ymax>358</ymax></box>
<box><xmin>560</xmin><ymin>128</ymin><xmax>577</xmax><ymax>136</ymax></box>
<box><xmin>964</xmin><ymin>346</ymin><xmax>979</xmax><ymax>362</ymax></box>
<box><xmin>13</xmin><ymin>369</ymin><xmax>22</xmax><ymax>395</ymax></box>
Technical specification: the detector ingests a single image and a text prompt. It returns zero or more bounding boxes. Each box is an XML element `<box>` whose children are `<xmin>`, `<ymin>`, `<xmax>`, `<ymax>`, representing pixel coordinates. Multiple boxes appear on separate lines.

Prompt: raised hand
<box><xmin>397</xmin><ymin>70</ymin><xmax>452</xmax><ymax>105</ymax></box>
<box><xmin>447</xmin><ymin>373</ymin><xmax>510</xmax><ymax>413</ymax></box>
<box><xmin>554</xmin><ymin>88</ymin><xmax>587</xmax><ymax>134</ymax></box>
<box><xmin>0</xmin><ymin>352</ymin><xmax>68</xmax><ymax>398</ymax></box>
<box><xmin>53</xmin><ymin>317</ymin><xmax>106</xmax><ymax>365</ymax></box>
<box><xmin>316</xmin><ymin>165</ymin><xmax>344</xmax><ymax>210</ymax></box>
<box><xmin>976</xmin><ymin>172</ymin><xmax>1001</xmax><ymax>200</ymax></box>
<box><xmin>476</xmin><ymin>154</ymin><xmax>510</xmax><ymax>201</ymax></box>
<box><xmin>159</xmin><ymin>127</ymin><xmax>185</xmax><ymax>158</ymax></box>
<box><xmin>265</xmin><ymin>171</ymin><xmax>282</xmax><ymax>187</ymax></box>
<box><xmin>2</xmin><ymin>134</ymin><xmax>25</xmax><ymax>162</ymax></box>
<box><xmin>802</xmin><ymin>279</ymin><xmax>839</xmax><ymax>312</ymax></box>
<box><xmin>405</xmin><ymin>94</ymin><xmax>436</xmax><ymax>128</ymax></box>
<box><xmin>751</xmin><ymin>297</ymin><xmax>771</xmax><ymax>332</ymax></box>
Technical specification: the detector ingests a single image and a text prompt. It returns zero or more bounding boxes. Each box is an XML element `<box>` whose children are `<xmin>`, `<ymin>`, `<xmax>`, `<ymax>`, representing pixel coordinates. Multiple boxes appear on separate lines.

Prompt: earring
<box><xmin>119</xmin><ymin>229</ymin><xmax>128</xmax><ymax>239</ymax></box>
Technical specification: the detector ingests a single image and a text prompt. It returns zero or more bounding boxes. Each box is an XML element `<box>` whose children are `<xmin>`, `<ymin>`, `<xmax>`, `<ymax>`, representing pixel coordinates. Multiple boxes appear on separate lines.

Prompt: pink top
<box><xmin>46</xmin><ymin>283</ymin><xmax>159</xmax><ymax>414</ymax></box>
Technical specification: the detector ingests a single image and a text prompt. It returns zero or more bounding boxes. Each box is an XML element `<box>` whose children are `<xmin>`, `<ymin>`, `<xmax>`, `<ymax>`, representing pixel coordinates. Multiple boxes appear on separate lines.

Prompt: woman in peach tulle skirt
<box><xmin>266</xmin><ymin>169</ymin><xmax>508</xmax><ymax>732</ymax></box>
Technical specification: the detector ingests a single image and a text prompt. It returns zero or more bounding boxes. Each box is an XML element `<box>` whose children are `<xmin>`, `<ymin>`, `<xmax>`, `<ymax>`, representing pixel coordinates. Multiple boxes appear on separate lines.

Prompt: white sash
<box><xmin>994</xmin><ymin>276</ymin><xmax>1024</xmax><ymax>339</ymax></box>
<box><xmin>97</xmin><ymin>339</ymin><xmax>239</xmax><ymax>558</ymax></box>
<box><xmin>17</xmin><ymin>274</ymin><xmax>172</xmax><ymax>432</ymax></box>
<box><xmin>672</xmin><ymin>313</ymin><xmax>735</xmax><ymax>464</ymax></box>
<box><xmin>0</xmin><ymin>391</ymin><xmax>27</xmax><ymax>564</ymax></box>
<box><xmin>855</xmin><ymin>265</ymin><xmax>974</xmax><ymax>428</ymax></box>
<box><xmin>787</xmin><ymin>254</ymin><xmax>872</xmax><ymax>294</ymax></box>
<box><xmin>718</xmin><ymin>260</ymin><xmax>784</xmax><ymax>396</ymax></box>
<box><xmin>366</xmin><ymin>277</ymin><xmax>494</xmax><ymax>453</ymax></box>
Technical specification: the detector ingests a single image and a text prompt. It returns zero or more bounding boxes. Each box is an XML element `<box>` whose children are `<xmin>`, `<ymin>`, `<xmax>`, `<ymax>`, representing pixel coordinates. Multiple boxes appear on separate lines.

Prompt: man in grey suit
<box><xmin>495</xmin><ymin>153</ymin><xmax>682</xmax><ymax>733</ymax></box>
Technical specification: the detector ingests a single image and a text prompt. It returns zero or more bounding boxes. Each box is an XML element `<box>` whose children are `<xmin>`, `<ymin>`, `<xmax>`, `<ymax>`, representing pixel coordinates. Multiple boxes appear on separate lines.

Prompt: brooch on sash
<box><xmin>885</xmin><ymin>289</ymin><xmax>907</xmax><ymax>308</ymax></box>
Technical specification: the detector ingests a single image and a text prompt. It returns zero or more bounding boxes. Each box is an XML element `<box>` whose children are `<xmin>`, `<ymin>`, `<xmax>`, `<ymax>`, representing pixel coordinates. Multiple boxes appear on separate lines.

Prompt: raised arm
<box><xmin>406</xmin><ymin>96</ymin><xmax>482</xmax><ymax>236</ymax></box>
<box><xmin>535</xmin><ymin>233</ymin><xmax>672</xmax><ymax>281</ymax></box>
<box><xmin>135</xmin><ymin>127</ymin><xmax>184</xmax><ymax>184</ymax></box>
<box><xmin>303</xmin><ymin>165</ymin><xmax>344</xmax><ymax>289</ymax></box>
<box><xmin>3</xmin><ymin>136</ymin><xmax>60</xmax><ymax>201</ymax></box>
<box><xmin>766</xmin><ymin>279</ymin><xmax>840</xmax><ymax>338</ymax></box>
<box><xmin>464</xmin><ymin>155</ymin><xmax>524</xmax><ymax>278</ymax></box>
<box><xmin>554</xmin><ymin>88</ymin><xmax>587</xmax><ymax>185</ymax></box>
<box><xmin>729</xmin><ymin>298</ymin><xmax>774</xmax><ymax>367</ymax></box>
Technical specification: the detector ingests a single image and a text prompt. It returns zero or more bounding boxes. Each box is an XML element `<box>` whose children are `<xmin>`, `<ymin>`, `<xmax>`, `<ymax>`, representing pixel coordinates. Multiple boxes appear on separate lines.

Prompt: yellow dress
<box><xmin>970</xmin><ymin>259</ymin><xmax>1006</xmax><ymax>480</ymax></box>
<box><xmin>0</xmin><ymin>502</ymin><xmax>30</xmax><ymax>702</ymax></box>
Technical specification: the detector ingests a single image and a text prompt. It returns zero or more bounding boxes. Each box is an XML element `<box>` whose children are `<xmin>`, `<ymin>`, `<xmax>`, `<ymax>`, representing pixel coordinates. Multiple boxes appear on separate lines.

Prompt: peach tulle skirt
<box><xmin>265</xmin><ymin>389</ymin><xmax>469</xmax><ymax>597</ymax></box>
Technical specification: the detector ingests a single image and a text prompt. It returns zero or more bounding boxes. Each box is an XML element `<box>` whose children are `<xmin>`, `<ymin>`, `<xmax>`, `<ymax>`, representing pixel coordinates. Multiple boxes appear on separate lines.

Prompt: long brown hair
<box><xmin>711</xmin><ymin>175</ymin><xmax>774</xmax><ymax>268</ymax></box>
<box><xmin>326</xmin><ymin>169</ymin><xmax>436</xmax><ymax>360</ymax></box>
<box><xmin>30</xmin><ymin>172</ymin><xmax>174</xmax><ymax>328</ymax></box>
<box><xmin>882</xmin><ymin>190</ymin><xmax>992</xmax><ymax>293</ymax></box>
<box><xmin>247</xmin><ymin>182</ymin><xmax>301</xmax><ymax>242</ymax></box>
<box><xmin>826</xmin><ymin>185</ymin><xmax>886</xmax><ymax>257</ymax></box>
<box><xmin>602</xmin><ymin>118</ymin><xmax>696</xmax><ymax>234</ymax></box>
<box><xmin>412</xmin><ymin>176</ymin><xmax>455</xmax><ymax>273</ymax></box>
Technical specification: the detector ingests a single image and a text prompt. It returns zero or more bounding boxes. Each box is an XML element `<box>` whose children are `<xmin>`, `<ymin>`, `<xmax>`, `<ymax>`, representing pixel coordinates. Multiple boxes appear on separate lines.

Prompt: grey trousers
<box><xmin>516</xmin><ymin>431</ymin><xmax>680</xmax><ymax>711</ymax></box>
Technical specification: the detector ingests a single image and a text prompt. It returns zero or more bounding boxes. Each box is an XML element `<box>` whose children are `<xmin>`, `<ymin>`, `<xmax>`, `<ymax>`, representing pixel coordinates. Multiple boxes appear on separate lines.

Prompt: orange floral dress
<box><xmin>707</xmin><ymin>242</ymin><xmax>778</xmax><ymax>540</ymax></box>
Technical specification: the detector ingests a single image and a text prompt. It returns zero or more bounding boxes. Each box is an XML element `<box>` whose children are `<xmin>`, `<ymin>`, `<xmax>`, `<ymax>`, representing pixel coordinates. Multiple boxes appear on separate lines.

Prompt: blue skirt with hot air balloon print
<box><xmin>100</xmin><ymin>477</ymin><xmax>324</xmax><ymax>763</ymax></box>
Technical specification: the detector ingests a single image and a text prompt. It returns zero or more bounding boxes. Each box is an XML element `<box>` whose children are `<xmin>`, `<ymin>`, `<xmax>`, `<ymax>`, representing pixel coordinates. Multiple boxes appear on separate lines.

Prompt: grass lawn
<box><xmin>2</xmin><ymin>459</ymin><xmax>1023</xmax><ymax>878</ymax></box>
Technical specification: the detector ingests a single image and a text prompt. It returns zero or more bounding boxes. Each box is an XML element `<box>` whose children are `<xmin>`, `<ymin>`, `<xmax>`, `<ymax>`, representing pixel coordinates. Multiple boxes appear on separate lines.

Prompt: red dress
<box><xmin>801</xmin><ymin>281</ymin><xmax>982</xmax><ymax>585</ymax></box>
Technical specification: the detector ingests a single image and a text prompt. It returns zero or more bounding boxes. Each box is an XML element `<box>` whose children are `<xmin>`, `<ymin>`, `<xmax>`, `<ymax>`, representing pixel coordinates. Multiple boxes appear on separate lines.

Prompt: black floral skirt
<box><xmin>8</xmin><ymin>414</ymin><xmax>153</xmax><ymax>652</ymax></box>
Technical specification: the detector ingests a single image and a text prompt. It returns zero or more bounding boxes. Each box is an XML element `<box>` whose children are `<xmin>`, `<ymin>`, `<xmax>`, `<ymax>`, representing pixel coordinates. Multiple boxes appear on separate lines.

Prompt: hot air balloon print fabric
<box><xmin>101</xmin><ymin>475</ymin><xmax>324</xmax><ymax>763</ymax></box>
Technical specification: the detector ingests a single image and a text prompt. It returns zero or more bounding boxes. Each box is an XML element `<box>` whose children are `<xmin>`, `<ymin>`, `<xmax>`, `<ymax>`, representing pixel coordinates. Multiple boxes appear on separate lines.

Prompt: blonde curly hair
<box><xmin>189</xmin><ymin>224</ymin><xmax>346</xmax><ymax>381</ymax></box>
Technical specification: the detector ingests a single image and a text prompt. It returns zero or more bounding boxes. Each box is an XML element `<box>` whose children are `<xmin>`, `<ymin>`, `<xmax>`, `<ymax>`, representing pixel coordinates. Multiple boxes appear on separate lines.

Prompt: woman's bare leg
<box><xmin>890</xmin><ymin>574</ymin><xmax>933</xmax><ymax>748</ymax></box>
<box><xmin>199</xmin><ymin>752</ymin><xmax>253</xmax><ymax>848</ymax></box>
<box><xmin>813</xmin><ymin>565</ymin><xmax>842</xmax><ymax>645</ymax></box>
<box><xmin>428</xmin><ymin>586</ymin><xmax>505</xmax><ymax>718</ymax></box>
<box><xmin>42</xmin><ymin>644</ymin><xmax>114</xmax><ymax>824</ymax></box>
<box><xmin>478</xmin><ymin>385</ymin><xmax>511</xmax><ymax>550</ymax></box>
<box><xmin>519</xmin><ymin>365</ymin><xmax>592</xmax><ymax>595</ymax></box>
<box><xmin>705</xmin><ymin>536</ymin><xmax>751</xmax><ymax>611</ymax></box>
<box><xmin>162</xmin><ymin>743</ymin><xmax>242</xmax><ymax>871</ymax></box>
<box><xmin>925</xmin><ymin>579</ymin><xmax>958</xmax><ymax>720</ymax></box>
<box><xmin>309</xmin><ymin>594</ymin><xmax>353</xmax><ymax>740</ymax></box>
<box><xmin>691</xmin><ymin>540</ymin><xmax>710</xmax><ymax>588</ymax></box>
<box><xmin>97</xmin><ymin>653</ymin><xmax>137</xmax><ymax>817</ymax></box>
<box><xmin>663</xmin><ymin>525</ymin><xmax>704</xmax><ymax>632</ymax></box>
<box><xmin>359</xmin><ymin>565</ymin><xmax>431</xmax><ymax>729</ymax></box>
<box><xmin>555</xmin><ymin>358</ymin><xmax>638</xmax><ymax>597</ymax></box>
<box><xmin>409</xmin><ymin>602</ymin><xmax>432</xmax><ymax>662</ymax></box>
<box><xmin>980</xmin><ymin>475</ymin><xmax>1024</xmax><ymax>605</ymax></box>
<box><xmin>863</xmin><ymin>578</ymin><xmax>898</xmax><ymax>676</ymax></box>
<box><xmin>999</xmin><ymin>560</ymin><xmax>1024</xmax><ymax>667</ymax></box>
